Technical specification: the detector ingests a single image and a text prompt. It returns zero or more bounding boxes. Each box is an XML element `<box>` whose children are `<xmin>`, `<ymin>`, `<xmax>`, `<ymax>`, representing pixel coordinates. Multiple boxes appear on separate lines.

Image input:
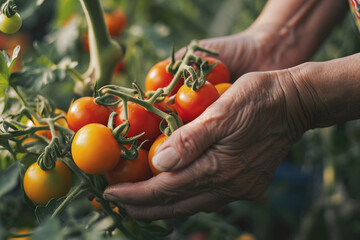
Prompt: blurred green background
<box><xmin>1</xmin><ymin>0</ymin><xmax>360</xmax><ymax>239</ymax></box>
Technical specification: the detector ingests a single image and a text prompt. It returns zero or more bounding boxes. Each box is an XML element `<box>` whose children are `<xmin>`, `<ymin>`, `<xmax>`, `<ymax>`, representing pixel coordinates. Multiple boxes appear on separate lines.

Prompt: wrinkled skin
<box><xmin>104</xmin><ymin>69</ymin><xmax>311</xmax><ymax>221</ymax></box>
<box><xmin>175</xmin><ymin>25</ymin><xmax>306</xmax><ymax>82</ymax></box>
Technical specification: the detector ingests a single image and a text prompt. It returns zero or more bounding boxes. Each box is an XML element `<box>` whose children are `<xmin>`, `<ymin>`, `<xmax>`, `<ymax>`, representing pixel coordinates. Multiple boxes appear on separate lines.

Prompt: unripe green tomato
<box><xmin>0</xmin><ymin>13</ymin><xmax>22</xmax><ymax>34</ymax></box>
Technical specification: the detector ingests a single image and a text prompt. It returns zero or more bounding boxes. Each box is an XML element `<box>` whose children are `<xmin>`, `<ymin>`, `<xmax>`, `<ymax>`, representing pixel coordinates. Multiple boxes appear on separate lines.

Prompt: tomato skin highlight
<box><xmin>67</xmin><ymin>97</ymin><xmax>113</xmax><ymax>132</ymax></box>
<box><xmin>114</xmin><ymin>102</ymin><xmax>162</xmax><ymax>149</ymax></box>
<box><xmin>148</xmin><ymin>134</ymin><xmax>168</xmax><ymax>175</ymax></box>
<box><xmin>106</xmin><ymin>148</ymin><xmax>152</xmax><ymax>184</ymax></box>
<box><xmin>145</xmin><ymin>60</ymin><xmax>184</xmax><ymax>96</ymax></box>
<box><xmin>215</xmin><ymin>82</ymin><xmax>232</xmax><ymax>95</ymax></box>
<box><xmin>0</xmin><ymin>13</ymin><xmax>22</xmax><ymax>34</ymax></box>
<box><xmin>203</xmin><ymin>57</ymin><xmax>230</xmax><ymax>85</ymax></box>
<box><xmin>23</xmin><ymin>161</ymin><xmax>72</xmax><ymax>205</ymax></box>
<box><xmin>71</xmin><ymin>123</ymin><xmax>121</xmax><ymax>175</ymax></box>
<box><xmin>175</xmin><ymin>81</ymin><xmax>220</xmax><ymax>123</ymax></box>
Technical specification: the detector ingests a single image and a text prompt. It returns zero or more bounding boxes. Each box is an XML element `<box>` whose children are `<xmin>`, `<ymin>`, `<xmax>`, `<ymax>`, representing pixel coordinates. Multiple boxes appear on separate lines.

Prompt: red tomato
<box><xmin>145</xmin><ymin>60</ymin><xmax>184</xmax><ymax>96</ymax></box>
<box><xmin>202</xmin><ymin>57</ymin><xmax>230</xmax><ymax>85</ymax></box>
<box><xmin>114</xmin><ymin>59</ymin><xmax>125</xmax><ymax>74</ymax></box>
<box><xmin>215</xmin><ymin>82</ymin><xmax>232</xmax><ymax>95</ymax></box>
<box><xmin>71</xmin><ymin>123</ymin><xmax>121</xmax><ymax>174</ymax></box>
<box><xmin>81</xmin><ymin>33</ymin><xmax>89</xmax><ymax>52</ymax></box>
<box><xmin>148</xmin><ymin>134</ymin><xmax>168</xmax><ymax>175</ymax></box>
<box><xmin>106</xmin><ymin>148</ymin><xmax>152</xmax><ymax>184</ymax></box>
<box><xmin>104</xmin><ymin>9</ymin><xmax>127</xmax><ymax>36</ymax></box>
<box><xmin>67</xmin><ymin>97</ymin><xmax>113</xmax><ymax>132</ymax></box>
<box><xmin>114</xmin><ymin>102</ymin><xmax>162</xmax><ymax>149</ymax></box>
<box><xmin>175</xmin><ymin>81</ymin><xmax>219</xmax><ymax>123</ymax></box>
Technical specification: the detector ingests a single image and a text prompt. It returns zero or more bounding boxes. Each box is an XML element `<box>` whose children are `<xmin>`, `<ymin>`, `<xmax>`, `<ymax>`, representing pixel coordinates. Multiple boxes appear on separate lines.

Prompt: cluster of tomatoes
<box><xmin>22</xmin><ymin>56</ymin><xmax>231</xmax><ymax>208</ymax></box>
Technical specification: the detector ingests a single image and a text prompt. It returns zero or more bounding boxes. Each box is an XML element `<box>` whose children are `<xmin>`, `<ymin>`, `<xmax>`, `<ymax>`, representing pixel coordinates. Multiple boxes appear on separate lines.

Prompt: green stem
<box><xmin>51</xmin><ymin>182</ymin><xmax>87</xmax><ymax>219</ymax></box>
<box><xmin>79</xmin><ymin>0</ymin><xmax>123</xmax><ymax>91</ymax></box>
<box><xmin>67</xmin><ymin>68</ymin><xmax>85</xmax><ymax>83</ymax></box>
<box><xmin>11</xmin><ymin>85</ymin><xmax>29</xmax><ymax>108</ymax></box>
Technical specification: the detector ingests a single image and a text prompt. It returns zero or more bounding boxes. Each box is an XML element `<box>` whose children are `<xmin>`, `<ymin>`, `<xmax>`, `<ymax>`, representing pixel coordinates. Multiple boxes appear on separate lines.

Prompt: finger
<box><xmin>122</xmin><ymin>192</ymin><xmax>226</xmax><ymax>221</ymax></box>
<box><xmin>104</xmin><ymin>150</ymin><xmax>220</xmax><ymax>205</ymax></box>
<box><xmin>151</xmin><ymin>117</ymin><xmax>219</xmax><ymax>172</ymax></box>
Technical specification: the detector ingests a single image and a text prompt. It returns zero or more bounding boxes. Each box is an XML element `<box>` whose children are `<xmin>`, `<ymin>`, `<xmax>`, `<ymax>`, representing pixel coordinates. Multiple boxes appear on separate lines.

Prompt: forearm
<box><xmin>249</xmin><ymin>0</ymin><xmax>348</xmax><ymax>68</ymax></box>
<box><xmin>292</xmin><ymin>53</ymin><xmax>360</xmax><ymax>129</ymax></box>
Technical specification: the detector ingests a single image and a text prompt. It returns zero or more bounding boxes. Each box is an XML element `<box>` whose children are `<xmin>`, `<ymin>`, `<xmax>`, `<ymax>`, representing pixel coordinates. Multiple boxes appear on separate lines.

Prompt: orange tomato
<box><xmin>71</xmin><ymin>123</ymin><xmax>121</xmax><ymax>175</ymax></box>
<box><xmin>104</xmin><ymin>9</ymin><xmax>127</xmax><ymax>36</ymax></box>
<box><xmin>148</xmin><ymin>134</ymin><xmax>168</xmax><ymax>175</ymax></box>
<box><xmin>215</xmin><ymin>82</ymin><xmax>232</xmax><ymax>95</ymax></box>
<box><xmin>26</xmin><ymin>109</ymin><xmax>68</xmax><ymax>140</ymax></box>
<box><xmin>23</xmin><ymin>161</ymin><xmax>72</xmax><ymax>205</ymax></box>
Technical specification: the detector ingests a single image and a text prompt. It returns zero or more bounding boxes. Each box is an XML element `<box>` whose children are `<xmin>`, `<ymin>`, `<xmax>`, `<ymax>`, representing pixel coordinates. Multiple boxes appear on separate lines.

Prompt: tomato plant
<box><xmin>71</xmin><ymin>123</ymin><xmax>121</xmax><ymax>174</ymax></box>
<box><xmin>145</xmin><ymin>60</ymin><xmax>184</xmax><ymax>96</ymax></box>
<box><xmin>202</xmin><ymin>57</ymin><xmax>230</xmax><ymax>85</ymax></box>
<box><xmin>23</xmin><ymin>161</ymin><xmax>72</xmax><ymax>205</ymax></box>
<box><xmin>106</xmin><ymin>148</ymin><xmax>152</xmax><ymax>184</ymax></box>
<box><xmin>175</xmin><ymin>81</ymin><xmax>220</xmax><ymax>122</ymax></box>
<box><xmin>0</xmin><ymin>13</ymin><xmax>22</xmax><ymax>34</ymax></box>
<box><xmin>114</xmin><ymin>101</ymin><xmax>162</xmax><ymax>149</ymax></box>
<box><xmin>26</xmin><ymin>109</ymin><xmax>68</xmax><ymax>140</ymax></box>
<box><xmin>148</xmin><ymin>134</ymin><xmax>168</xmax><ymax>176</ymax></box>
<box><xmin>67</xmin><ymin>97</ymin><xmax>113</xmax><ymax>132</ymax></box>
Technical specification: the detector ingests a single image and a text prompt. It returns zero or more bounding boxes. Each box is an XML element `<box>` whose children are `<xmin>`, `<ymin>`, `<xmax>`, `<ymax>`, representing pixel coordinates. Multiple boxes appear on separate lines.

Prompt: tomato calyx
<box><xmin>1</xmin><ymin>0</ymin><xmax>17</xmax><ymax>18</ymax></box>
<box><xmin>106</xmin><ymin>111</ymin><xmax>145</xmax><ymax>161</ymax></box>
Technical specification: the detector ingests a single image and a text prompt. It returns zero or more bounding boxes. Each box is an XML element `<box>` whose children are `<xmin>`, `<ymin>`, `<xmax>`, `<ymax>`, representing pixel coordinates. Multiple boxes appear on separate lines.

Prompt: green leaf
<box><xmin>9</xmin><ymin>45</ymin><xmax>21</xmax><ymax>72</ymax></box>
<box><xmin>31</xmin><ymin>218</ymin><xmax>65</xmax><ymax>240</ymax></box>
<box><xmin>0</xmin><ymin>51</ymin><xmax>10</xmax><ymax>79</ymax></box>
<box><xmin>35</xmin><ymin>197</ymin><xmax>67</xmax><ymax>224</ymax></box>
<box><xmin>138</xmin><ymin>221</ymin><xmax>173</xmax><ymax>240</ymax></box>
<box><xmin>0</xmin><ymin>162</ymin><xmax>21</xmax><ymax>198</ymax></box>
<box><xmin>0</xmin><ymin>51</ymin><xmax>10</xmax><ymax>100</ymax></box>
<box><xmin>0</xmin><ymin>73</ymin><xmax>8</xmax><ymax>99</ymax></box>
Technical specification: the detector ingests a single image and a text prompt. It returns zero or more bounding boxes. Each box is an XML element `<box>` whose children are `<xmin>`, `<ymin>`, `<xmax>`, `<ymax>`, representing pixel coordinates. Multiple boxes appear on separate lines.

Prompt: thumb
<box><xmin>152</xmin><ymin>118</ymin><xmax>217</xmax><ymax>172</ymax></box>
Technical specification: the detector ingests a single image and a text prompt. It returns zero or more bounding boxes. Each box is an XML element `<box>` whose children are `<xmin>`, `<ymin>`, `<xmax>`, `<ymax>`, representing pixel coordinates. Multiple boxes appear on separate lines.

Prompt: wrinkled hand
<box><xmin>176</xmin><ymin>25</ymin><xmax>303</xmax><ymax>81</ymax></box>
<box><xmin>104</xmin><ymin>69</ymin><xmax>311</xmax><ymax>221</ymax></box>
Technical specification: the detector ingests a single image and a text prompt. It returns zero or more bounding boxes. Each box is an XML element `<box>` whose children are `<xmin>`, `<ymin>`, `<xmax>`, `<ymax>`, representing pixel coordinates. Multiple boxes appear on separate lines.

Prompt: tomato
<box><xmin>91</xmin><ymin>198</ymin><xmax>102</xmax><ymax>212</ymax></box>
<box><xmin>215</xmin><ymin>82</ymin><xmax>232</xmax><ymax>95</ymax></box>
<box><xmin>235</xmin><ymin>233</ymin><xmax>257</xmax><ymax>240</ymax></box>
<box><xmin>148</xmin><ymin>134</ymin><xmax>168</xmax><ymax>175</ymax></box>
<box><xmin>114</xmin><ymin>102</ymin><xmax>162</xmax><ymax>149</ymax></box>
<box><xmin>26</xmin><ymin>109</ymin><xmax>68</xmax><ymax>139</ymax></box>
<box><xmin>0</xmin><ymin>13</ymin><xmax>22</xmax><ymax>34</ymax></box>
<box><xmin>175</xmin><ymin>81</ymin><xmax>219</xmax><ymax>123</ymax></box>
<box><xmin>67</xmin><ymin>97</ymin><xmax>113</xmax><ymax>132</ymax></box>
<box><xmin>23</xmin><ymin>161</ymin><xmax>72</xmax><ymax>205</ymax></box>
<box><xmin>106</xmin><ymin>148</ymin><xmax>152</xmax><ymax>184</ymax></box>
<box><xmin>114</xmin><ymin>59</ymin><xmax>125</xmax><ymax>74</ymax></box>
<box><xmin>71</xmin><ymin>123</ymin><xmax>121</xmax><ymax>175</ymax></box>
<box><xmin>156</xmin><ymin>95</ymin><xmax>176</xmax><ymax>112</ymax></box>
<box><xmin>202</xmin><ymin>57</ymin><xmax>230</xmax><ymax>85</ymax></box>
<box><xmin>145</xmin><ymin>60</ymin><xmax>184</xmax><ymax>96</ymax></box>
<box><xmin>104</xmin><ymin>9</ymin><xmax>127</xmax><ymax>36</ymax></box>
<box><xmin>9</xmin><ymin>228</ymin><xmax>32</xmax><ymax>240</ymax></box>
<box><xmin>81</xmin><ymin>33</ymin><xmax>90</xmax><ymax>51</ymax></box>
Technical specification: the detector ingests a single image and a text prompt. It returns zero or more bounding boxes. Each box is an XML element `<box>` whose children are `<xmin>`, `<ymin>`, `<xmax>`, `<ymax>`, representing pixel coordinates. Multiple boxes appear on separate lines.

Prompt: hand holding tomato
<box><xmin>103</xmin><ymin>69</ymin><xmax>310</xmax><ymax>221</ymax></box>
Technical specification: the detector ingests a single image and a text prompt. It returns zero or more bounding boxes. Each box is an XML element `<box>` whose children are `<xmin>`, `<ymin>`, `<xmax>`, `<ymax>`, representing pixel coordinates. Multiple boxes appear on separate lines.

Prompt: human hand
<box><xmin>103</xmin><ymin>68</ymin><xmax>312</xmax><ymax>221</ymax></box>
<box><xmin>175</xmin><ymin>24</ymin><xmax>310</xmax><ymax>82</ymax></box>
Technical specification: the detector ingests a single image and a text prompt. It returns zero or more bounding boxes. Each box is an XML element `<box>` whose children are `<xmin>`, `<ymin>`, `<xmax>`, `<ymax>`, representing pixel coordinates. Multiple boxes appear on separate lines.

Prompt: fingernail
<box><xmin>152</xmin><ymin>147</ymin><xmax>180</xmax><ymax>172</ymax></box>
<box><xmin>103</xmin><ymin>193</ymin><xmax>119</xmax><ymax>202</ymax></box>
